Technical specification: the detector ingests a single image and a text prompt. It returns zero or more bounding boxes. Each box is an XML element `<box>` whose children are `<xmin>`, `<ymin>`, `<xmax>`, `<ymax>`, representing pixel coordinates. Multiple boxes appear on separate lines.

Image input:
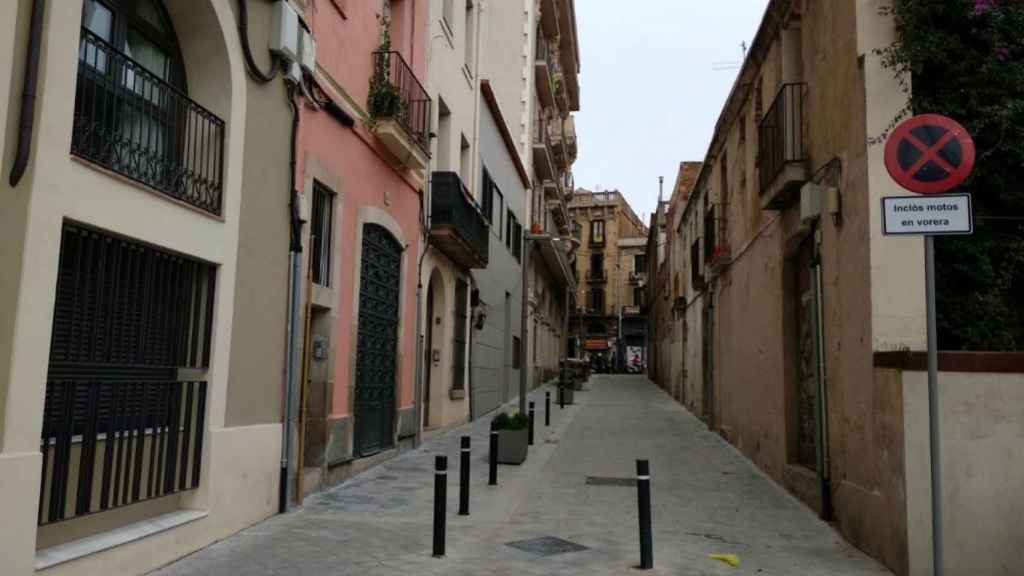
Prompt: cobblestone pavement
<box><xmin>152</xmin><ymin>375</ymin><xmax>893</xmax><ymax>575</ymax></box>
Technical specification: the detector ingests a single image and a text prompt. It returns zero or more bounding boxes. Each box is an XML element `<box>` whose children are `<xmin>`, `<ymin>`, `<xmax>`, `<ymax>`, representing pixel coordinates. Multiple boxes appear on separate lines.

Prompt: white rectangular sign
<box><xmin>882</xmin><ymin>194</ymin><xmax>973</xmax><ymax>236</ymax></box>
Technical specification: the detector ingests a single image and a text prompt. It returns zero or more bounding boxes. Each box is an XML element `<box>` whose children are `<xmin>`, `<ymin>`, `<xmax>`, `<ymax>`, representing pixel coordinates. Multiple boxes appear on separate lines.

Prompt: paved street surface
<box><xmin>153</xmin><ymin>376</ymin><xmax>892</xmax><ymax>575</ymax></box>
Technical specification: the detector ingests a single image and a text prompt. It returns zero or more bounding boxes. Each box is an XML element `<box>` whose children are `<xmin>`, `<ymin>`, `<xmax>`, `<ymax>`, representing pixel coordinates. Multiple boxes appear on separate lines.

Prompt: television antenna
<box><xmin>712</xmin><ymin>42</ymin><xmax>748</xmax><ymax>72</ymax></box>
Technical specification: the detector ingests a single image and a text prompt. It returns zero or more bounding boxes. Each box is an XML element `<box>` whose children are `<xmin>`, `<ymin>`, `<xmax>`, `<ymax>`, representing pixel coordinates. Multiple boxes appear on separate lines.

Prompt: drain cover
<box><xmin>506</xmin><ymin>536</ymin><xmax>588</xmax><ymax>557</ymax></box>
<box><xmin>585</xmin><ymin>476</ymin><xmax>636</xmax><ymax>487</ymax></box>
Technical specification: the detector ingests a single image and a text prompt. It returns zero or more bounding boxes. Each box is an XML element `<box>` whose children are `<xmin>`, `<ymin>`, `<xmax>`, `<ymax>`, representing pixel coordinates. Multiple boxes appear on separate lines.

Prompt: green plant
<box><xmin>491</xmin><ymin>412</ymin><xmax>529</xmax><ymax>431</ymax></box>
<box><xmin>877</xmin><ymin>0</ymin><xmax>1024</xmax><ymax>350</ymax></box>
<box><xmin>367</xmin><ymin>28</ymin><xmax>403</xmax><ymax>120</ymax></box>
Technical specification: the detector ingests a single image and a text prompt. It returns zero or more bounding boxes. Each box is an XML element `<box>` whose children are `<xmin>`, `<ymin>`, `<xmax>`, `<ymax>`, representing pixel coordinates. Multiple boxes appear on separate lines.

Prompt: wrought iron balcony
<box><xmin>535</xmin><ymin>34</ymin><xmax>556</xmax><ymax>109</ymax></box>
<box><xmin>73</xmin><ymin>29</ymin><xmax>225</xmax><ymax>215</ymax></box>
<box><xmin>430</xmin><ymin>172</ymin><xmax>489</xmax><ymax>269</ymax></box>
<box><xmin>758</xmin><ymin>83</ymin><xmax>808</xmax><ymax>210</ymax></box>
<box><xmin>532</xmin><ymin>112</ymin><xmax>556</xmax><ymax>181</ymax></box>
<box><xmin>369</xmin><ymin>50</ymin><xmax>431</xmax><ymax>169</ymax></box>
<box><xmin>587</xmin><ymin>269</ymin><xmax>607</xmax><ymax>283</ymax></box>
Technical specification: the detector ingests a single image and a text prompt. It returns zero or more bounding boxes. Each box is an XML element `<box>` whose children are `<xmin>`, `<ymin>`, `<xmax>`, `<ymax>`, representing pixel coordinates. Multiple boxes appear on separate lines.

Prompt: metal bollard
<box><xmin>433</xmin><ymin>455</ymin><xmax>447</xmax><ymax>557</ymax></box>
<box><xmin>545</xmin><ymin>391</ymin><xmax>551</xmax><ymax>426</ymax></box>
<box><xmin>458</xmin><ymin>436</ymin><xmax>470</xmax><ymax>516</ymax></box>
<box><xmin>559</xmin><ymin>385</ymin><xmax>565</xmax><ymax>409</ymax></box>
<box><xmin>488</xmin><ymin>430</ymin><xmax>498</xmax><ymax>486</ymax></box>
<box><xmin>528</xmin><ymin>402</ymin><xmax>535</xmax><ymax>446</ymax></box>
<box><xmin>636</xmin><ymin>459</ymin><xmax>653</xmax><ymax>569</ymax></box>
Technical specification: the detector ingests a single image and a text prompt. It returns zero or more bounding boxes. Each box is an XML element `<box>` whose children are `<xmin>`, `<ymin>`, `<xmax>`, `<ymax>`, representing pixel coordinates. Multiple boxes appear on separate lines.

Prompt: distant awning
<box><xmin>585</xmin><ymin>339</ymin><xmax>610</xmax><ymax>350</ymax></box>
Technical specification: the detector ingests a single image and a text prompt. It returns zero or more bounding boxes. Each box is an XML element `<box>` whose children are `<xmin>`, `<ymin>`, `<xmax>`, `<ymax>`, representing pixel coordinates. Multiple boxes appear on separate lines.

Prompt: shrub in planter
<box><xmin>491</xmin><ymin>412</ymin><xmax>529</xmax><ymax>464</ymax></box>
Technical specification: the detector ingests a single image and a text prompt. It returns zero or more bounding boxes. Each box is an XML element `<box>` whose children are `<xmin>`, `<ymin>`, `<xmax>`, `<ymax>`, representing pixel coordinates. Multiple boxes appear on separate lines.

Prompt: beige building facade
<box><xmin>568</xmin><ymin>190</ymin><xmax>647</xmax><ymax>368</ymax></box>
<box><xmin>0</xmin><ymin>1</ymin><xmax>292</xmax><ymax>574</ymax></box>
<box><xmin>646</xmin><ymin>1</ymin><xmax>1024</xmax><ymax>575</ymax></box>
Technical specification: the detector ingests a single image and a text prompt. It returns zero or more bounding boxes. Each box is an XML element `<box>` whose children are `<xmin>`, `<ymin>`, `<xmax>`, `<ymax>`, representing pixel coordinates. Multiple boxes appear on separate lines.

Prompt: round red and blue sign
<box><xmin>884</xmin><ymin>114</ymin><xmax>976</xmax><ymax>195</ymax></box>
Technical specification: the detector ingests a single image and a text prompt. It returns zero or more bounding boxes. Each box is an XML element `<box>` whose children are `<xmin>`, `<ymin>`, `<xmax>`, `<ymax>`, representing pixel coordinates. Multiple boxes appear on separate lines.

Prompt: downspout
<box><xmin>8</xmin><ymin>0</ymin><xmax>45</xmax><ymax>187</ymax></box>
<box><xmin>413</xmin><ymin>177</ymin><xmax>432</xmax><ymax>447</ymax></box>
<box><xmin>813</xmin><ymin>228</ymin><xmax>833</xmax><ymax>521</ymax></box>
<box><xmin>519</xmin><ymin>237</ymin><xmax>530</xmax><ymax>416</ymax></box>
<box><xmin>281</xmin><ymin>83</ymin><xmax>303</xmax><ymax>514</ymax></box>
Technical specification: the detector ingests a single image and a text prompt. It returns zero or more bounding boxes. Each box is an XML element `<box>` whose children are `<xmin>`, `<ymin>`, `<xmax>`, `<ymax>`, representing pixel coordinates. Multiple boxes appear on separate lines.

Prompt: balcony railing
<box><xmin>758</xmin><ymin>83</ymin><xmax>807</xmax><ymax>197</ymax></box>
<box><xmin>587</xmin><ymin>269</ymin><xmax>607</xmax><ymax>283</ymax></box>
<box><xmin>73</xmin><ymin>30</ymin><xmax>225</xmax><ymax>215</ymax></box>
<box><xmin>38</xmin><ymin>376</ymin><xmax>207</xmax><ymax>525</ymax></box>
<box><xmin>431</xmin><ymin>172</ymin><xmax>489</xmax><ymax>269</ymax></box>
<box><xmin>370</xmin><ymin>50</ymin><xmax>431</xmax><ymax>155</ymax></box>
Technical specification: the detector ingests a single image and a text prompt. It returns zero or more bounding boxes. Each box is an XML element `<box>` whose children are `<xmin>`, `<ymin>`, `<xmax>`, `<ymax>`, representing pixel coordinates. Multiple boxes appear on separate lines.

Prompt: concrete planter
<box><xmin>558</xmin><ymin>387</ymin><xmax>575</xmax><ymax>405</ymax></box>
<box><xmin>496</xmin><ymin>428</ymin><xmax>528</xmax><ymax>464</ymax></box>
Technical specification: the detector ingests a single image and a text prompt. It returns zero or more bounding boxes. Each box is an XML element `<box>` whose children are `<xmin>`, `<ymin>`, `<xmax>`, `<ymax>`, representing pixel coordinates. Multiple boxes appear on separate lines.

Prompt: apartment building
<box><xmin>0</xmin><ymin>1</ymin><xmax>292</xmax><ymax>573</ymax></box>
<box><xmin>482</xmin><ymin>0</ymin><xmax>581</xmax><ymax>391</ymax></box>
<box><xmin>645</xmin><ymin>1</ymin><xmax>1023</xmax><ymax>574</ymax></box>
<box><xmin>567</xmin><ymin>190</ymin><xmax>648</xmax><ymax>370</ymax></box>
<box><xmin>418</xmin><ymin>0</ymin><xmax>488</xmax><ymax>432</ymax></box>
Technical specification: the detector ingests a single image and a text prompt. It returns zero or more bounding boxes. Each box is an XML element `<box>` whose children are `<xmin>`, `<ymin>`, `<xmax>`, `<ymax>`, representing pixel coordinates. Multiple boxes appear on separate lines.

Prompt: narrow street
<box><xmin>153</xmin><ymin>376</ymin><xmax>891</xmax><ymax>576</ymax></box>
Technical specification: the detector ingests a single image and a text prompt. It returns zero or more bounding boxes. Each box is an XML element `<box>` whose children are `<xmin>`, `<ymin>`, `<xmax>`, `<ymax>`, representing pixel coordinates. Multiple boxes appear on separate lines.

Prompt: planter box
<box><xmin>558</xmin><ymin>386</ymin><xmax>575</xmax><ymax>405</ymax></box>
<box><xmin>496</xmin><ymin>428</ymin><xmax>528</xmax><ymax>465</ymax></box>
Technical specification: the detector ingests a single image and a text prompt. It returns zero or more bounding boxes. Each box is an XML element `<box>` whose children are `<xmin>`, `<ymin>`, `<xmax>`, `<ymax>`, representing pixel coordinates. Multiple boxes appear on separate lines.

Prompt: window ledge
<box><xmin>35</xmin><ymin>509</ymin><xmax>208</xmax><ymax>571</ymax></box>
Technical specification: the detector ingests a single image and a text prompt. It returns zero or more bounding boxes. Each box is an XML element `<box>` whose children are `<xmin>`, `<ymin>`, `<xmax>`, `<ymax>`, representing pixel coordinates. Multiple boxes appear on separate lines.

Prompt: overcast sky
<box><xmin>572</xmin><ymin>0</ymin><xmax>770</xmax><ymax>223</ymax></box>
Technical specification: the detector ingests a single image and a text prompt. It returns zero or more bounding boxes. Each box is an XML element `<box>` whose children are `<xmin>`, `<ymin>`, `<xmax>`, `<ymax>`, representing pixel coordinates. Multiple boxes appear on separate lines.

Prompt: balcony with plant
<box><xmin>368</xmin><ymin>30</ymin><xmax>431</xmax><ymax>170</ymax></box>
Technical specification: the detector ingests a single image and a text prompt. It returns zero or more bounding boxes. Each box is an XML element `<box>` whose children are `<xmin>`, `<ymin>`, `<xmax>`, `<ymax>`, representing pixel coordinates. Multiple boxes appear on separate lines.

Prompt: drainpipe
<box><xmin>813</xmin><ymin>228</ymin><xmax>833</xmax><ymax>521</ymax></box>
<box><xmin>280</xmin><ymin>83</ymin><xmax>303</xmax><ymax>514</ymax></box>
<box><xmin>413</xmin><ymin>177</ymin><xmax>432</xmax><ymax>447</ymax></box>
<box><xmin>8</xmin><ymin>0</ymin><xmax>45</xmax><ymax>187</ymax></box>
<box><xmin>519</xmin><ymin>237</ymin><xmax>530</xmax><ymax>416</ymax></box>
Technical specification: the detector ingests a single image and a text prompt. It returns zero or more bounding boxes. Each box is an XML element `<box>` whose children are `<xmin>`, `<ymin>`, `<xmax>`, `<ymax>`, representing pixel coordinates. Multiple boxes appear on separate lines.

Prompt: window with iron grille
<box><xmin>311</xmin><ymin>182</ymin><xmax>335</xmax><ymax>287</ymax></box>
<box><xmin>40</xmin><ymin>223</ymin><xmax>215</xmax><ymax>525</ymax></box>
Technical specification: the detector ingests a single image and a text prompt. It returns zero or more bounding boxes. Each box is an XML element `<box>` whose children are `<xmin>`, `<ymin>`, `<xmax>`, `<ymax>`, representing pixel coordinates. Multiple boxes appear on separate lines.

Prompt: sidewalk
<box><xmin>153</xmin><ymin>376</ymin><xmax>892</xmax><ymax>575</ymax></box>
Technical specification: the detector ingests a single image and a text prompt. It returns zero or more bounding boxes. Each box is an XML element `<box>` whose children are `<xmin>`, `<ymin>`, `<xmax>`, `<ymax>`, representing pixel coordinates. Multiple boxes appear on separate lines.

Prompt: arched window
<box><xmin>81</xmin><ymin>0</ymin><xmax>185</xmax><ymax>88</ymax></box>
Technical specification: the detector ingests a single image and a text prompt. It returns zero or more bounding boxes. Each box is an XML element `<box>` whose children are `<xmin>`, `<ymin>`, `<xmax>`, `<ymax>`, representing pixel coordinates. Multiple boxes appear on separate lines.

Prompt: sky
<box><xmin>572</xmin><ymin>0</ymin><xmax>770</xmax><ymax>223</ymax></box>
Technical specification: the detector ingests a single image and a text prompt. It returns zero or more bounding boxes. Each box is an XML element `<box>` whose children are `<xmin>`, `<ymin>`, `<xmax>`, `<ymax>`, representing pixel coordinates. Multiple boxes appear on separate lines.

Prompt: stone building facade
<box><xmin>567</xmin><ymin>190</ymin><xmax>648</xmax><ymax>370</ymax></box>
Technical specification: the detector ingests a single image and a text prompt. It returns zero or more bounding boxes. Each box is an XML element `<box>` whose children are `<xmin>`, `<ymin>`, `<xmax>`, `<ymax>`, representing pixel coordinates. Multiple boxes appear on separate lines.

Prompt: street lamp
<box><xmin>520</xmin><ymin>232</ymin><xmax>574</xmax><ymax>416</ymax></box>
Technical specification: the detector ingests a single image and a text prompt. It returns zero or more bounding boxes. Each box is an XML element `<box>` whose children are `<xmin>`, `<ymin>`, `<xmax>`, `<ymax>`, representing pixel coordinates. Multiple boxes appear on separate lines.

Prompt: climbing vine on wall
<box><xmin>878</xmin><ymin>0</ymin><xmax>1024</xmax><ymax>350</ymax></box>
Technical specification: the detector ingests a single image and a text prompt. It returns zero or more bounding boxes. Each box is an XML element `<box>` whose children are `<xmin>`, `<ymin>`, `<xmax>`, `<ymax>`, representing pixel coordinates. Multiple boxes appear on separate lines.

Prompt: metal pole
<box><xmin>433</xmin><ymin>455</ymin><xmax>447</xmax><ymax>557</ymax></box>
<box><xmin>458</xmin><ymin>436</ymin><xmax>470</xmax><ymax>516</ymax></box>
<box><xmin>519</xmin><ymin>236</ymin><xmax>530</xmax><ymax>416</ymax></box>
<box><xmin>488</xmin><ymin>431</ymin><xmax>498</xmax><ymax>486</ymax></box>
<box><xmin>528</xmin><ymin>402</ymin><xmax>535</xmax><ymax>446</ymax></box>
<box><xmin>545</xmin><ymin>391</ymin><xmax>551</xmax><ymax>427</ymax></box>
<box><xmin>636</xmin><ymin>459</ymin><xmax>653</xmax><ymax>570</ymax></box>
<box><xmin>925</xmin><ymin>235</ymin><xmax>943</xmax><ymax>575</ymax></box>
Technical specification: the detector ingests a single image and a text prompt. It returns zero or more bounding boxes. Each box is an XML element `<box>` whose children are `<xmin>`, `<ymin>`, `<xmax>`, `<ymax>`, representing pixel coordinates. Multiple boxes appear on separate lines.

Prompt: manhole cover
<box><xmin>586</xmin><ymin>476</ymin><xmax>636</xmax><ymax>487</ymax></box>
<box><xmin>506</xmin><ymin>536</ymin><xmax>588</xmax><ymax>557</ymax></box>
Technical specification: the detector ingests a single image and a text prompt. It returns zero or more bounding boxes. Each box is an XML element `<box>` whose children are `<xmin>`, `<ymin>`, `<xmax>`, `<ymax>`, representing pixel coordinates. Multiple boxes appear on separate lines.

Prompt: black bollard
<box><xmin>545</xmin><ymin>391</ymin><xmax>551</xmax><ymax>426</ymax></box>
<box><xmin>433</xmin><ymin>455</ymin><xmax>447</xmax><ymax>557</ymax></box>
<box><xmin>488</xmin><ymin>431</ymin><xmax>498</xmax><ymax>486</ymax></box>
<box><xmin>559</xmin><ymin>385</ymin><xmax>565</xmax><ymax>409</ymax></box>
<box><xmin>636</xmin><ymin>459</ymin><xmax>653</xmax><ymax>569</ymax></box>
<box><xmin>458</xmin><ymin>436</ymin><xmax>470</xmax><ymax>516</ymax></box>
<box><xmin>528</xmin><ymin>402</ymin><xmax>535</xmax><ymax>446</ymax></box>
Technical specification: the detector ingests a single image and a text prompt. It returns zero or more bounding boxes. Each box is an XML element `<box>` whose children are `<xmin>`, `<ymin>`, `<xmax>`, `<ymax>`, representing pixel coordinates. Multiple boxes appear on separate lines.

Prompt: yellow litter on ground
<box><xmin>709</xmin><ymin>553</ymin><xmax>741</xmax><ymax>567</ymax></box>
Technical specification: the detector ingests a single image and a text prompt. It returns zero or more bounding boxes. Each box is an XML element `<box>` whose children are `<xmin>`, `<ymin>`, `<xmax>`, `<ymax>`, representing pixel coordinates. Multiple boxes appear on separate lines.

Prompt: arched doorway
<box><xmin>423</xmin><ymin>268</ymin><xmax>446</xmax><ymax>429</ymax></box>
<box><xmin>354</xmin><ymin>224</ymin><xmax>402</xmax><ymax>457</ymax></box>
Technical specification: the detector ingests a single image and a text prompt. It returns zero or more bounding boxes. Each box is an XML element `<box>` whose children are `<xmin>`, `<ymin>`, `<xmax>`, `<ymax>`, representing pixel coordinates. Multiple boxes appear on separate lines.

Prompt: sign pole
<box><xmin>924</xmin><ymin>235</ymin><xmax>943</xmax><ymax>576</ymax></box>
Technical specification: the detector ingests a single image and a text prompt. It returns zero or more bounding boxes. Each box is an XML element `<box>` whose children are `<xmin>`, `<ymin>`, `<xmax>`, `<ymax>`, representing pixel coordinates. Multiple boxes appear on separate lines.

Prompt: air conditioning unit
<box><xmin>299</xmin><ymin>26</ymin><xmax>317</xmax><ymax>74</ymax></box>
<box><xmin>271</xmin><ymin>1</ymin><xmax>300</xmax><ymax>63</ymax></box>
<box><xmin>800</xmin><ymin>182</ymin><xmax>822</xmax><ymax>226</ymax></box>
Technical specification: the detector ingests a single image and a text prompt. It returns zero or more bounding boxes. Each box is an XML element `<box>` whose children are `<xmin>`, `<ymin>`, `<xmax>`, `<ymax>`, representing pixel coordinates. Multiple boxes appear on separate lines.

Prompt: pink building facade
<box><xmin>294</xmin><ymin>0</ymin><xmax>429</xmax><ymax>489</ymax></box>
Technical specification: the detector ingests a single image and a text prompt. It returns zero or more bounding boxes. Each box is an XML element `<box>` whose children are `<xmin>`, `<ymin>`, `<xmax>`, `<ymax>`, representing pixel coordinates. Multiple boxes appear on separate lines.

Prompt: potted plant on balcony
<box><xmin>367</xmin><ymin>30</ymin><xmax>403</xmax><ymax>121</ymax></box>
<box><xmin>491</xmin><ymin>412</ymin><xmax>529</xmax><ymax>464</ymax></box>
